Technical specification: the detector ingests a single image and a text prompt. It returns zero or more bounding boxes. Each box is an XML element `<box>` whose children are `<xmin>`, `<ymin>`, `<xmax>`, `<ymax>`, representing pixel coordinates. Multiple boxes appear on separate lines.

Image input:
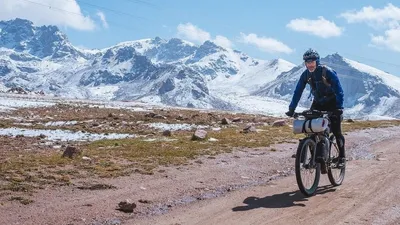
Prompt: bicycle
<box><xmin>291</xmin><ymin>109</ymin><xmax>345</xmax><ymax>196</ymax></box>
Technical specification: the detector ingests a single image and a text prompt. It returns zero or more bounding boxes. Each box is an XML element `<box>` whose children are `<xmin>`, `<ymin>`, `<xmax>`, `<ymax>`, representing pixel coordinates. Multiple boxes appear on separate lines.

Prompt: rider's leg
<box><xmin>330</xmin><ymin>115</ymin><xmax>345</xmax><ymax>158</ymax></box>
<box><xmin>310</xmin><ymin>100</ymin><xmax>319</xmax><ymax>110</ymax></box>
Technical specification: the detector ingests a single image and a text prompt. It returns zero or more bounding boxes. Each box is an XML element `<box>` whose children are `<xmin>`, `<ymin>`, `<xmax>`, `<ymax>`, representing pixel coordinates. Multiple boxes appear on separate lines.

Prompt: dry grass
<box><xmin>342</xmin><ymin>120</ymin><xmax>400</xmax><ymax>132</ymax></box>
<box><xmin>9</xmin><ymin>196</ymin><xmax>34</xmax><ymax>205</ymax></box>
<box><xmin>0</xmin><ymin>104</ymin><xmax>399</xmax><ymax>193</ymax></box>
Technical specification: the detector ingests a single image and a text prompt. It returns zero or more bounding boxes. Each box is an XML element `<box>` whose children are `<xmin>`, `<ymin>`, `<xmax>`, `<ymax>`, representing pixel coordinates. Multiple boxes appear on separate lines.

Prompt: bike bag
<box><xmin>293</xmin><ymin>118</ymin><xmax>329</xmax><ymax>134</ymax></box>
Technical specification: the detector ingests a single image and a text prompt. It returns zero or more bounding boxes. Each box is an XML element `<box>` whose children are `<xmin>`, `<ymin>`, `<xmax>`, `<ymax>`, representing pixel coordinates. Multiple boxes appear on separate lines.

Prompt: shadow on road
<box><xmin>232</xmin><ymin>185</ymin><xmax>336</xmax><ymax>211</ymax></box>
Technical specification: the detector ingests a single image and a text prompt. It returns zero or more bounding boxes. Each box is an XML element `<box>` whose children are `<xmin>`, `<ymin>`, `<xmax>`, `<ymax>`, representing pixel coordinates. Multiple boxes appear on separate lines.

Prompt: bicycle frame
<box><xmin>294</xmin><ymin>110</ymin><xmax>333</xmax><ymax>167</ymax></box>
<box><xmin>293</xmin><ymin>109</ymin><xmax>345</xmax><ymax>196</ymax></box>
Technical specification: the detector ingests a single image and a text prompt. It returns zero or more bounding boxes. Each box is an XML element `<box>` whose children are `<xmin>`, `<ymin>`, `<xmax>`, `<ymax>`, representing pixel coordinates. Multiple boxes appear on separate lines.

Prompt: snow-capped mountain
<box><xmin>1</xmin><ymin>18</ymin><xmax>400</xmax><ymax>119</ymax></box>
<box><xmin>0</xmin><ymin>18</ymin><xmax>282</xmax><ymax>111</ymax></box>
<box><xmin>0</xmin><ymin>18</ymin><xmax>87</xmax><ymax>60</ymax></box>
<box><xmin>253</xmin><ymin>53</ymin><xmax>400</xmax><ymax>118</ymax></box>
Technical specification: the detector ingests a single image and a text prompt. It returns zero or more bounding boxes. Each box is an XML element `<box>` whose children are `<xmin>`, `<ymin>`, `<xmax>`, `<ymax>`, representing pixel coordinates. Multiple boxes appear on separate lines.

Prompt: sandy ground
<box><xmin>1</xmin><ymin>126</ymin><xmax>400</xmax><ymax>225</ymax></box>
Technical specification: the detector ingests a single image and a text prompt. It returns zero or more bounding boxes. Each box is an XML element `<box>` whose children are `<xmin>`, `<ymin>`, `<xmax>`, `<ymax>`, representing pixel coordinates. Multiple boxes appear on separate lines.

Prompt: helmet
<box><xmin>303</xmin><ymin>48</ymin><xmax>320</xmax><ymax>62</ymax></box>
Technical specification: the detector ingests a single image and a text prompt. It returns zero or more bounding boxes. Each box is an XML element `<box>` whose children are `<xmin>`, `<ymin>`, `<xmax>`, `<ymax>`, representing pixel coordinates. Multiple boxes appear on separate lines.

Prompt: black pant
<box><xmin>311</xmin><ymin>100</ymin><xmax>345</xmax><ymax>158</ymax></box>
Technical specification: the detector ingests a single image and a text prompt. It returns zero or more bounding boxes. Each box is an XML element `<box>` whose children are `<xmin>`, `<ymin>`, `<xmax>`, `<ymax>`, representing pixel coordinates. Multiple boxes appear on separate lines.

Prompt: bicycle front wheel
<box><xmin>295</xmin><ymin>137</ymin><xmax>320</xmax><ymax>196</ymax></box>
<box><xmin>327</xmin><ymin>135</ymin><xmax>345</xmax><ymax>186</ymax></box>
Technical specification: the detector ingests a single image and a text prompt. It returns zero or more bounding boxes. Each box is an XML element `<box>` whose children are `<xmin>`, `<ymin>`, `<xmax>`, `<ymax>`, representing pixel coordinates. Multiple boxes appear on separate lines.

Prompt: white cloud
<box><xmin>286</xmin><ymin>16</ymin><xmax>343</xmax><ymax>38</ymax></box>
<box><xmin>176</xmin><ymin>23</ymin><xmax>234</xmax><ymax>49</ymax></box>
<box><xmin>0</xmin><ymin>0</ymin><xmax>96</xmax><ymax>30</ymax></box>
<box><xmin>340</xmin><ymin>4</ymin><xmax>400</xmax><ymax>52</ymax></box>
<box><xmin>214</xmin><ymin>35</ymin><xmax>233</xmax><ymax>49</ymax></box>
<box><xmin>340</xmin><ymin>3</ymin><xmax>400</xmax><ymax>29</ymax></box>
<box><xmin>371</xmin><ymin>28</ymin><xmax>400</xmax><ymax>52</ymax></box>
<box><xmin>238</xmin><ymin>33</ymin><xmax>293</xmax><ymax>54</ymax></box>
<box><xmin>177</xmin><ymin>23</ymin><xmax>211</xmax><ymax>44</ymax></box>
<box><xmin>96</xmin><ymin>11</ymin><xmax>108</xmax><ymax>29</ymax></box>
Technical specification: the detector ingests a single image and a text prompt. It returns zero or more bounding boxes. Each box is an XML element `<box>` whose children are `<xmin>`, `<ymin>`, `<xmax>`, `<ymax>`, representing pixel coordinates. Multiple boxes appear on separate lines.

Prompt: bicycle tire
<box><xmin>295</xmin><ymin>137</ymin><xmax>320</xmax><ymax>196</ymax></box>
<box><xmin>327</xmin><ymin>135</ymin><xmax>345</xmax><ymax>186</ymax></box>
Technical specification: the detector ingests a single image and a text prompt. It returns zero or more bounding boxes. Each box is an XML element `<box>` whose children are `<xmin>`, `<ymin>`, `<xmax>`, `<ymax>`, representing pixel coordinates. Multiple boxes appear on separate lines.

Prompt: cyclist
<box><xmin>285</xmin><ymin>48</ymin><xmax>346</xmax><ymax>167</ymax></box>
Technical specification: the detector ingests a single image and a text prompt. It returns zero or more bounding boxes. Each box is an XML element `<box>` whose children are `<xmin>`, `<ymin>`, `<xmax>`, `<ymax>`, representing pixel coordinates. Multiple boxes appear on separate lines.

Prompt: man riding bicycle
<box><xmin>285</xmin><ymin>48</ymin><xmax>346</xmax><ymax>168</ymax></box>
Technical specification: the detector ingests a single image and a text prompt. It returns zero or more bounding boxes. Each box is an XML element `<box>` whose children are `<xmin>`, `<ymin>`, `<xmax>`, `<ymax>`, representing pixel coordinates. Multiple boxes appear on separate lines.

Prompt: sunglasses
<box><xmin>304</xmin><ymin>59</ymin><xmax>316</xmax><ymax>63</ymax></box>
<box><xmin>305</xmin><ymin>60</ymin><xmax>317</xmax><ymax>65</ymax></box>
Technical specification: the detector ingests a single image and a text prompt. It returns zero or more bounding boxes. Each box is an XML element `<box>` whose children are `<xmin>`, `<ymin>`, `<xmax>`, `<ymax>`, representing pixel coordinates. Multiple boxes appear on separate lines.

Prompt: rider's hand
<box><xmin>285</xmin><ymin>108</ymin><xmax>295</xmax><ymax>117</ymax></box>
<box><xmin>334</xmin><ymin>109</ymin><xmax>343</xmax><ymax>115</ymax></box>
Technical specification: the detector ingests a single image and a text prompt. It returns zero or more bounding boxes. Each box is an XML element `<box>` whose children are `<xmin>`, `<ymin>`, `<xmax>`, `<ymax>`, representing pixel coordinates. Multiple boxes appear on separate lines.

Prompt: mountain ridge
<box><xmin>1</xmin><ymin>18</ymin><xmax>400</xmax><ymax>119</ymax></box>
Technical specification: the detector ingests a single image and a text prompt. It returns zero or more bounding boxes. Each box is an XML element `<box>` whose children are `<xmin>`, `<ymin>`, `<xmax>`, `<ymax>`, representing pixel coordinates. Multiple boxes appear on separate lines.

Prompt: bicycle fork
<box><xmin>302</xmin><ymin>142</ymin><xmax>318</xmax><ymax>170</ymax></box>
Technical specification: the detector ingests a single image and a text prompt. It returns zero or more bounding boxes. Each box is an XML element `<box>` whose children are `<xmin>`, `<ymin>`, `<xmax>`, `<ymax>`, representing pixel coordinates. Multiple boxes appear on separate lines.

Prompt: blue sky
<box><xmin>1</xmin><ymin>0</ymin><xmax>400</xmax><ymax>75</ymax></box>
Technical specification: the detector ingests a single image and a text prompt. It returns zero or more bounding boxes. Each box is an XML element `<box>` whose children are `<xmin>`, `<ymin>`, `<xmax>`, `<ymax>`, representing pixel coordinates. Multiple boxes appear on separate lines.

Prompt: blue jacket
<box><xmin>289</xmin><ymin>65</ymin><xmax>344</xmax><ymax>110</ymax></box>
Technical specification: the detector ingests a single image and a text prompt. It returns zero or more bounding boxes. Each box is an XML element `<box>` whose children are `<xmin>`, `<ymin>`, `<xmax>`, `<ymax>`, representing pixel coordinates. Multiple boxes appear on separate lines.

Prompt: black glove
<box><xmin>334</xmin><ymin>109</ymin><xmax>343</xmax><ymax>115</ymax></box>
<box><xmin>285</xmin><ymin>108</ymin><xmax>295</xmax><ymax>117</ymax></box>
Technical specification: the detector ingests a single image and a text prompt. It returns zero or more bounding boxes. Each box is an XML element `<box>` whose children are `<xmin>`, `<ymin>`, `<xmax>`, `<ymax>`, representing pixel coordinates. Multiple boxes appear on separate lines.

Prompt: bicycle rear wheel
<box><xmin>327</xmin><ymin>135</ymin><xmax>345</xmax><ymax>186</ymax></box>
<box><xmin>295</xmin><ymin>138</ymin><xmax>320</xmax><ymax>196</ymax></box>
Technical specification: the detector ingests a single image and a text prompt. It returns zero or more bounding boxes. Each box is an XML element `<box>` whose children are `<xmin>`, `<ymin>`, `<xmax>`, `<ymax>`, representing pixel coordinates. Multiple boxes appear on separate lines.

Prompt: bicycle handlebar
<box><xmin>293</xmin><ymin>109</ymin><xmax>334</xmax><ymax>119</ymax></box>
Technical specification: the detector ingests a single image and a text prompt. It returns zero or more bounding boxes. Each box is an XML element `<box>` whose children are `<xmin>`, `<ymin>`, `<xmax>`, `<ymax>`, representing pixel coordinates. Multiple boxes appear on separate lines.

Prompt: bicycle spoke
<box><xmin>328</xmin><ymin>136</ymin><xmax>345</xmax><ymax>186</ymax></box>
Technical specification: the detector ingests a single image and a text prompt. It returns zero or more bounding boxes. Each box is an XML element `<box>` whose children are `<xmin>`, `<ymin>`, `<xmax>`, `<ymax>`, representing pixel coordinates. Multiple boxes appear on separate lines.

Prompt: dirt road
<box><xmin>136</xmin><ymin>129</ymin><xmax>400</xmax><ymax>225</ymax></box>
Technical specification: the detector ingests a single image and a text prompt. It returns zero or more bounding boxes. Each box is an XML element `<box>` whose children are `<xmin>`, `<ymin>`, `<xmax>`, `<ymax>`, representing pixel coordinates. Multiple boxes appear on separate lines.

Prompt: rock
<box><xmin>117</xmin><ymin>199</ymin><xmax>136</xmax><ymax>213</ymax></box>
<box><xmin>212</xmin><ymin>127</ymin><xmax>221</xmax><ymax>131</ymax></box>
<box><xmin>153</xmin><ymin>114</ymin><xmax>167</xmax><ymax>119</ymax></box>
<box><xmin>192</xmin><ymin>129</ymin><xmax>207</xmax><ymax>141</ymax></box>
<box><xmin>347</xmin><ymin>119</ymin><xmax>355</xmax><ymax>123</ymax></box>
<box><xmin>176</xmin><ymin>114</ymin><xmax>186</xmax><ymax>120</ymax></box>
<box><xmin>221</xmin><ymin>118</ymin><xmax>231</xmax><ymax>125</ymax></box>
<box><xmin>243</xmin><ymin>124</ymin><xmax>257</xmax><ymax>133</ymax></box>
<box><xmin>138</xmin><ymin>199</ymin><xmax>152</xmax><ymax>204</ymax></box>
<box><xmin>272</xmin><ymin>120</ymin><xmax>286</xmax><ymax>127</ymax></box>
<box><xmin>162</xmin><ymin>130</ymin><xmax>172</xmax><ymax>136</ymax></box>
<box><xmin>106</xmin><ymin>218</ymin><xmax>121</xmax><ymax>225</ymax></box>
<box><xmin>145</xmin><ymin>112</ymin><xmax>156</xmax><ymax>117</ymax></box>
<box><xmin>260</xmin><ymin>117</ymin><xmax>270</xmax><ymax>121</ymax></box>
<box><xmin>62</xmin><ymin>146</ymin><xmax>82</xmax><ymax>159</ymax></box>
<box><xmin>35</xmin><ymin>90</ymin><xmax>45</xmax><ymax>95</ymax></box>
<box><xmin>7</xmin><ymin>87</ymin><xmax>27</xmax><ymax>94</ymax></box>
<box><xmin>82</xmin><ymin>156</ymin><xmax>91</xmax><ymax>161</ymax></box>
<box><xmin>232</xmin><ymin>117</ymin><xmax>242</xmax><ymax>122</ymax></box>
<box><xmin>77</xmin><ymin>183</ymin><xmax>116</xmax><ymax>190</ymax></box>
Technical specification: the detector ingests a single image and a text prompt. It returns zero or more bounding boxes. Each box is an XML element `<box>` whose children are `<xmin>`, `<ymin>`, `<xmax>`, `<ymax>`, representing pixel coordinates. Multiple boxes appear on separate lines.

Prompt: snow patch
<box><xmin>43</xmin><ymin>121</ymin><xmax>78</xmax><ymax>126</ymax></box>
<box><xmin>145</xmin><ymin>123</ymin><xmax>210</xmax><ymax>131</ymax></box>
<box><xmin>345</xmin><ymin>58</ymin><xmax>400</xmax><ymax>91</ymax></box>
<box><xmin>0</xmin><ymin>127</ymin><xmax>134</xmax><ymax>142</ymax></box>
<box><xmin>0</xmin><ymin>97</ymin><xmax>55</xmax><ymax>110</ymax></box>
<box><xmin>88</xmin><ymin>85</ymin><xmax>119</xmax><ymax>100</ymax></box>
